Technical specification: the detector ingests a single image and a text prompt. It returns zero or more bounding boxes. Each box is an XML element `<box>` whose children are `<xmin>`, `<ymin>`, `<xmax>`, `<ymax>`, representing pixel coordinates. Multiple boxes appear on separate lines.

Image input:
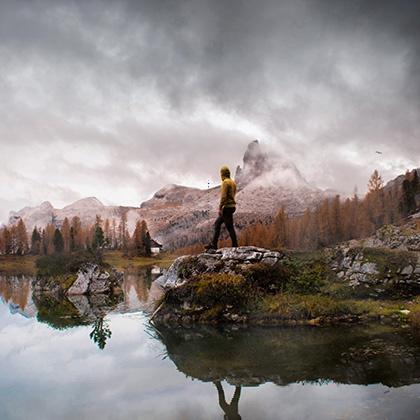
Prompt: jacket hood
<box><xmin>220</xmin><ymin>166</ymin><xmax>231</xmax><ymax>180</ymax></box>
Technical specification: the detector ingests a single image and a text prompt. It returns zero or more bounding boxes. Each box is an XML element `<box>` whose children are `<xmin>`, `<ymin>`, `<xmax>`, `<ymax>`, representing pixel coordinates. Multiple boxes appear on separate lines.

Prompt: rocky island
<box><xmin>151</xmin><ymin>222</ymin><xmax>420</xmax><ymax>327</ymax></box>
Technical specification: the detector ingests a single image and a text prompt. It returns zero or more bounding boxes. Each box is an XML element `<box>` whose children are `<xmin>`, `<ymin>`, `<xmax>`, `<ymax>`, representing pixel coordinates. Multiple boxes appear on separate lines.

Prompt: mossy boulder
<box><xmin>330</xmin><ymin>245</ymin><xmax>420</xmax><ymax>298</ymax></box>
<box><xmin>155</xmin><ymin>246</ymin><xmax>285</xmax><ymax>290</ymax></box>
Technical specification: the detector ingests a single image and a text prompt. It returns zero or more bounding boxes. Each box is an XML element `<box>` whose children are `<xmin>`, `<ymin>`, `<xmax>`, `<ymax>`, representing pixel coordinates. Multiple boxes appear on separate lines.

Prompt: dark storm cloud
<box><xmin>0</xmin><ymin>0</ymin><xmax>419</xmax><ymax>221</ymax></box>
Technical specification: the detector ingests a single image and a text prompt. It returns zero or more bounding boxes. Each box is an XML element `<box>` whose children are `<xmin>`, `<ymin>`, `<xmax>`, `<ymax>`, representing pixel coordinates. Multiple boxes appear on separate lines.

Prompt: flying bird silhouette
<box><xmin>375</xmin><ymin>151</ymin><xmax>382</xmax><ymax>154</ymax></box>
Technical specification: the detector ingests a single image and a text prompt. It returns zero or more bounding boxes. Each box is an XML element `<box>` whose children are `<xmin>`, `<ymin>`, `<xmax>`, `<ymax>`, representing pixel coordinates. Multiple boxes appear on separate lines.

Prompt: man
<box><xmin>213</xmin><ymin>381</ymin><xmax>242</xmax><ymax>420</ymax></box>
<box><xmin>206</xmin><ymin>165</ymin><xmax>238</xmax><ymax>250</ymax></box>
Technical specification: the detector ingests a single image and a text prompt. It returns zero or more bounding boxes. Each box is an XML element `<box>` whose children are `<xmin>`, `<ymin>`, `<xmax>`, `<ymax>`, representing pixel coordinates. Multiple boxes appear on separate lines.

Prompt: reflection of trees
<box><xmin>0</xmin><ymin>275</ymin><xmax>31</xmax><ymax>310</ymax></box>
<box><xmin>89</xmin><ymin>316</ymin><xmax>112</xmax><ymax>350</ymax></box>
<box><xmin>122</xmin><ymin>266</ymin><xmax>162</xmax><ymax>310</ymax></box>
<box><xmin>214</xmin><ymin>381</ymin><xmax>242</xmax><ymax>420</ymax></box>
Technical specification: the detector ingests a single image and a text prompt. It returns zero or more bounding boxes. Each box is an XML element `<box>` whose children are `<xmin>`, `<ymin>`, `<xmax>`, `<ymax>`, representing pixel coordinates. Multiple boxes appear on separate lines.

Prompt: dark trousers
<box><xmin>212</xmin><ymin>207</ymin><xmax>238</xmax><ymax>248</ymax></box>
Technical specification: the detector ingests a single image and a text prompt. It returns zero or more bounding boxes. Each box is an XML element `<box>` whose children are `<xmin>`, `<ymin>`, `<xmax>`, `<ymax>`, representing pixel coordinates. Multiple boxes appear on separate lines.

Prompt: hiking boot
<box><xmin>204</xmin><ymin>243</ymin><xmax>216</xmax><ymax>252</ymax></box>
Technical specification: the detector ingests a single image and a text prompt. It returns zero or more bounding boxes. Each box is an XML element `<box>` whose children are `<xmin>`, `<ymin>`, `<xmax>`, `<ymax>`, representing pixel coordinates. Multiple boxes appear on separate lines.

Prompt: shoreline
<box><xmin>0</xmin><ymin>251</ymin><xmax>175</xmax><ymax>276</ymax></box>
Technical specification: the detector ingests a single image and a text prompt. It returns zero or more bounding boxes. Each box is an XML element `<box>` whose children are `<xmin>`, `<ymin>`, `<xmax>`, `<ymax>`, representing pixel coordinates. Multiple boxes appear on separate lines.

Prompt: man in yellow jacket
<box><xmin>206</xmin><ymin>166</ymin><xmax>238</xmax><ymax>250</ymax></box>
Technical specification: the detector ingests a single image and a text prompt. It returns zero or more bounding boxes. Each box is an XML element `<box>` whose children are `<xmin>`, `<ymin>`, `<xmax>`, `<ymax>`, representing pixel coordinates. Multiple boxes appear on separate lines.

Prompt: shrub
<box><xmin>177</xmin><ymin>256</ymin><xmax>207</xmax><ymax>279</ymax></box>
<box><xmin>166</xmin><ymin>273</ymin><xmax>252</xmax><ymax>311</ymax></box>
<box><xmin>35</xmin><ymin>251</ymin><xmax>103</xmax><ymax>277</ymax></box>
<box><xmin>283</xmin><ymin>258</ymin><xmax>326</xmax><ymax>294</ymax></box>
<box><xmin>242</xmin><ymin>263</ymin><xmax>289</xmax><ymax>294</ymax></box>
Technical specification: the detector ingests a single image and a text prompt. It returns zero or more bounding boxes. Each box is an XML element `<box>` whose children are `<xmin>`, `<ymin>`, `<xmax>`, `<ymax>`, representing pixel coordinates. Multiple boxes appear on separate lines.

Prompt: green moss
<box><xmin>177</xmin><ymin>256</ymin><xmax>204</xmax><ymax>279</ymax></box>
<box><xmin>282</xmin><ymin>256</ymin><xmax>330</xmax><ymax>294</ymax></box>
<box><xmin>259</xmin><ymin>294</ymin><xmax>408</xmax><ymax>321</ymax></box>
<box><xmin>322</xmin><ymin>282</ymin><xmax>355</xmax><ymax>299</ymax></box>
<box><xmin>164</xmin><ymin>273</ymin><xmax>253</xmax><ymax>318</ymax></box>
<box><xmin>193</xmin><ymin>273</ymin><xmax>252</xmax><ymax>308</ymax></box>
<box><xmin>241</xmin><ymin>262</ymin><xmax>289</xmax><ymax>294</ymax></box>
<box><xmin>62</xmin><ymin>274</ymin><xmax>77</xmax><ymax>290</ymax></box>
<box><xmin>352</xmin><ymin>247</ymin><xmax>417</xmax><ymax>278</ymax></box>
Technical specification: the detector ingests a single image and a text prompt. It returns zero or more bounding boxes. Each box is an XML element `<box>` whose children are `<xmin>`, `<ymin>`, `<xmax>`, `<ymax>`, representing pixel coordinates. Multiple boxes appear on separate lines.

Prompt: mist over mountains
<box><xmin>7</xmin><ymin>140</ymin><xmax>418</xmax><ymax>250</ymax></box>
<box><xmin>7</xmin><ymin>141</ymin><xmax>330</xmax><ymax>248</ymax></box>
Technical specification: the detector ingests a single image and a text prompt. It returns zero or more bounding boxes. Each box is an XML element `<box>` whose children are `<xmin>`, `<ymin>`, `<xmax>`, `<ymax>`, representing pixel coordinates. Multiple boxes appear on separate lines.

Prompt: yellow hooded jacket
<box><xmin>219</xmin><ymin>166</ymin><xmax>237</xmax><ymax>210</ymax></box>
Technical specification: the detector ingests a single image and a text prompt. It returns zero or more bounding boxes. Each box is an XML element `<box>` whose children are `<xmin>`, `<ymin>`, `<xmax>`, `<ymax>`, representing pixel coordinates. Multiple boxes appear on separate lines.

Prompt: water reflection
<box><xmin>0</xmin><ymin>275</ymin><xmax>35</xmax><ymax>317</ymax></box>
<box><xmin>151</xmin><ymin>324</ymin><xmax>420</xmax><ymax>419</ymax></box>
<box><xmin>152</xmin><ymin>324</ymin><xmax>420</xmax><ymax>388</ymax></box>
<box><xmin>0</xmin><ymin>266</ymin><xmax>163</xmax><ymax>349</ymax></box>
<box><xmin>214</xmin><ymin>381</ymin><xmax>242</xmax><ymax>420</ymax></box>
<box><xmin>1</xmin><ymin>269</ymin><xmax>420</xmax><ymax>419</ymax></box>
<box><xmin>89</xmin><ymin>316</ymin><xmax>112</xmax><ymax>350</ymax></box>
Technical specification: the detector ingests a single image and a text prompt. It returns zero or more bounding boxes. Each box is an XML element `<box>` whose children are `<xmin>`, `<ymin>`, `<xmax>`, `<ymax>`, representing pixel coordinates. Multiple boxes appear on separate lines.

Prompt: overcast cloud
<box><xmin>1</xmin><ymin>0</ymin><xmax>419</xmax><ymax>223</ymax></box>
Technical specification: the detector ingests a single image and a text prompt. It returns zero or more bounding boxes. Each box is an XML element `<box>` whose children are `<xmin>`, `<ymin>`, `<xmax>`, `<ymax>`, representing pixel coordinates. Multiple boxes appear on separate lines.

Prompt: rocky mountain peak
<box><xmin>234</xmin><ymin>139</ymin><xmax>310</xmax><ymax>191</ymax></box>
<box><xmin>235</xmin><ymin>140</ymin><xmax>271</xmax><ymax>187</ymax></box>
<box><xmin>63</xmin><ymin>197</ymin><xmax>104</xmax><ymax>210</ymax></box>
<box><xmin>40</xmin><ymin>201</ymin><xmax>53</xmax><ymax>210</ymax></box>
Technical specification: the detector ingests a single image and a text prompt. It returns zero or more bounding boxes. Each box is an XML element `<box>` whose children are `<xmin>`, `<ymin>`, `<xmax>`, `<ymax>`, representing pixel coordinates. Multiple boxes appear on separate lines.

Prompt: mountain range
<box><xmin>7</xmin><ymin>141</ymin><xmax>337</xmax><ymax>249</ymax></box>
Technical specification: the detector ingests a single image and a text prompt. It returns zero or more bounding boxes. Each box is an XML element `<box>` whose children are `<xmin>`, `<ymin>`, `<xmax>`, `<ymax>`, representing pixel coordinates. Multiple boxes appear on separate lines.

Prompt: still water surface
<box><xmin>1</xmin><ymin>269</ymin><xmax>420</xmax><ymax>420</ymax></box>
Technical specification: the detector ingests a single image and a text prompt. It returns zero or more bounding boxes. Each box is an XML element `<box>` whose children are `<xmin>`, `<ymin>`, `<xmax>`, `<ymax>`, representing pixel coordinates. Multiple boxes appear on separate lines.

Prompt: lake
<box><xmin>1</xmin><ymin>269</ymin><xmax>420</xmax><ymax>420</ymax></box>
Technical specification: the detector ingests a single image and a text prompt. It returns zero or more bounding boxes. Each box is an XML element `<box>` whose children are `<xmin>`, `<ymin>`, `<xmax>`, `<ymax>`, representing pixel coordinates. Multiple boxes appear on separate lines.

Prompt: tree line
<box><xmin>2</xmin><ymin>169</ymin><xmax>419</xmax><ymax>257</ymax></box>
<box><xmin>0</xmin><ymin>213</ymin><xmax>153</xmax><ymax>257</ymax></box>
<box><xmin>175</xmin><ymin>169</ymin><xmax>420</xmax><ymax>255</ymax></box>
<box><xmin>237</xmin><ymin>169</ymin><xmax>420</xmax><ymax>251</ymax></box>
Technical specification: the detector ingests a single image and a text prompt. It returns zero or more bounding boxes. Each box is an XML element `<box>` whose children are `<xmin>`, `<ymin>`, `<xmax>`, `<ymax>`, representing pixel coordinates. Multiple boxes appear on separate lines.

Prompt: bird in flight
<box><xmin>375</xmin><ymin>151</ymin><xmax>382</xmax><ymax>154</ymax></box>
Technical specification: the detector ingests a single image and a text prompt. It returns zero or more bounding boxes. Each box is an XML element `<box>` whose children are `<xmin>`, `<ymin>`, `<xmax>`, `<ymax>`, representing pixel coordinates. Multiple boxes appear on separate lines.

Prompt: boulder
<box><xmin>329</xmin><ymin>242</ymin><xmax>420</xmax><ymax>297</ymax></box>
<box><xmin>67</xmin><ymin>263</ymin><xmax>123</xmax><ymax>295</ymax></box>
<box><xmin>401</xmin><ymin>265</ymin><xmax>414</xmax><ymax>276</ymax></box>
<box><xmin>156</xmin><ymin>246</ymin><xmax>285</xmax><ymax>289</ymax></box>
<box><xmin>360</xmin><ymin>262</ymin><xmax>379</xmax><ymax>275</ymax></box>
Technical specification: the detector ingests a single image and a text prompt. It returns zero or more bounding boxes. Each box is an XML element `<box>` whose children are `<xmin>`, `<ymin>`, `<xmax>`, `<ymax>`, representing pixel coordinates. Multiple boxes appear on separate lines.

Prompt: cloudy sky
<box><xmin>1</xmin><ymin>0</ymin><xmax>419</xmax><ymax>223</ymax></box>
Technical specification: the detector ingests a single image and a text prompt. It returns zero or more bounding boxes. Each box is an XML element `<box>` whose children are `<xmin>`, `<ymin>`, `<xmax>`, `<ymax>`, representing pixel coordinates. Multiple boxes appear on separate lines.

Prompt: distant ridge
<box><xmin>8</xmin><ymin>140</ymin><xmax>332</xmax><ymax>249</ymax></box>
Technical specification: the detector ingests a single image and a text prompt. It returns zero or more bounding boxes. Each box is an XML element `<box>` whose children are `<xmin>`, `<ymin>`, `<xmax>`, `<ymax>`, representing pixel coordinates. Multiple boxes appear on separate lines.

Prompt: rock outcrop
<box><xmin>152</xmin><ymin>247</ymin><xmax>288</xmax><ymax>325</ymax></box>
<box><xmin>363</xmin><ymin>223</ymin><xmax>420</xmax><ymax>251</ymax></box>
<box><xmin>156</xmin><ymin>246</ymin><xmax>285</xmax><ymax>289</ymax></box>
<box><xmin>326</xmin><ymin>221</ymin><xmax>420</xmax><ymax>297</ymax></box>
<box><xmin>67</xmin><ymin>263</ymin><xmax>123</xmax><ymax>295</ymax></box>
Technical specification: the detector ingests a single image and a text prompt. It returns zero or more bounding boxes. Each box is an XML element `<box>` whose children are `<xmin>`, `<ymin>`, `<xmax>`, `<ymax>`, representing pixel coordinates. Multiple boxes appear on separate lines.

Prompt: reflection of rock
<box><xmin>157</xmin><ymin>247</ymin><xmax>284</xmax><ymax>289</ymax></box>
<box><xmin>154</xmin><ymin>324</ymin><xmax>420</xmax><ymax>388</ymax></box>
<box><xmin>34</xmin><ymin>292</ymin><xmax>123</xmax><ymax>329</ymax></box>
<box><xmin>33</xmin><ymin>293</ymin><xmax>91</xmax><ymax>329</ymax></box>
<box><xmin>67</xmin><ymin>263</ymin><xmax>123</xmax><ymax>295</ymax></box>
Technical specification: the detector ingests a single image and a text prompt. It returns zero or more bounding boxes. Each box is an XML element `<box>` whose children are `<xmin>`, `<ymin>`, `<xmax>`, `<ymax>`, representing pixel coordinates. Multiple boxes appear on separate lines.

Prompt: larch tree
<box><xmin>329</xmin><ymin>195</ymin><xmax>342</xmax><ymax>244</ymax></box>
<box><xmin>141</xmin><ymin>220</ymin><xmax>152</xmax><ymax>257</ymax></box>
<box><xmin>400</xmin><ymin>170</ymin><xmax>418</xmax><ymax>217</ymax></box>
<box><xmin>1</xmin><ymin>227</ymin><xmax>12</xmax><ymax>255</ymax></box>
<box><xmin>119</xmin><ymin>210</ymin><xmax>129</xmax><ymax>255</ymax></box>
<box><xmin>31</xmin><ymin>227</ymin><xmax>42</xmax><ymax>255</ymax></box>
<box><xmin>104</xmin><ymin>218</ymin><xmax>111</xmax><ymax>248</ymax></box>
<box><xmin>92</xmin><ymin>215</ymin><xmax>105</xmax><ymax>251</ymax></box>
<box><xmin>15</xmin><ymin>219</ymin><xmax>29</xmax><ymax>255</ymax></box>
<box><xmin>132</xmin><ymin>220</ymin><xmax>144</xmax><ymax>256</ymax></box>
<box><xmin>53</xmin><ymin>228</ymin><xmax>64</xmax><ymax>253</ymax></box>
<box><xmin>318</xmin><ymin>199</ymin><xmax>331</xmax><ymax>247</ymax></box>
<box><xmin>366</xmin><ymin>169</ymin><xmax>385</xmax><ymax>228</ymax></box>
<box><xmin>61</xmin><ymin>217</ymin><xmax>71</xmax><ymax>253</ymax></box>
<box><xmin>272</xmin><ymin>208</ymin><xmax>288</xmax><ymax>249</ymax></box>
<box><xmin>42</xmin><ymin>223</ymin><xmax>56</xmax><ymax>255</ymax></box>
<box><xmin>70</xmin><ymin>216</ymin><xmax>83</xmax><ymax>250</ymax></box>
